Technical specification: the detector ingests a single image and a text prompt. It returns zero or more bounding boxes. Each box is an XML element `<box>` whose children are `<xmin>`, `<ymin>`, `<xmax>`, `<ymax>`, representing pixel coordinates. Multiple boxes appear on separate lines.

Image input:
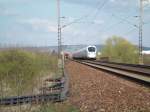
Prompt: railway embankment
<box><xmin>66</xmin><ymin>60</ymin><xmax>150</xmax><ymax>112</ymax></box>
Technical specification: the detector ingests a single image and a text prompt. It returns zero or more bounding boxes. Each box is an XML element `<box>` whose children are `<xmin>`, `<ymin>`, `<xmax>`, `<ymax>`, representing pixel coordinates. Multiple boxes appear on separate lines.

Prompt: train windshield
<box><xmin>88</xmin><ymin>47</ymin><xmax>96</xmax><ymax>52</ymax></box>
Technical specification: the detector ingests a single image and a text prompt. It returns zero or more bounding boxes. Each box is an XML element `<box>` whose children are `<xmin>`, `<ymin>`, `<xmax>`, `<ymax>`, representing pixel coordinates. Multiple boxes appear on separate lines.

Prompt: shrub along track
<box><xmin>65</xmin><ymin>60</ymin><xmax>150</xmax><ymax>112</ymax></box>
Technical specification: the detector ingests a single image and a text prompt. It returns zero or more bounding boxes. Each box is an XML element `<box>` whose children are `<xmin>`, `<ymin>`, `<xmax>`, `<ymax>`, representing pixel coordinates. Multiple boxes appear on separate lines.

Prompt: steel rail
<box><xmin>0</xmin><ymin>74</ymin><xmax>69</xmax><ymax>106</ymax></box>
<box><xmin>87</xmin><ymin>61</ymin><xmax>150</xmax><ymax>76</ymax></box>
<box><xmin>75</xmin><ymin>60</ymin><xmax>150</xmax><ymax>85</ymax></box>
<box><xmin>0</xmin><ymin>93</ymin><xmax>61</xmax><ymax>106</ymax></box>
<box><xmin>94</xmin><ymin>60</ymin><xmax>150</xmax><ymax>69</ymax></box>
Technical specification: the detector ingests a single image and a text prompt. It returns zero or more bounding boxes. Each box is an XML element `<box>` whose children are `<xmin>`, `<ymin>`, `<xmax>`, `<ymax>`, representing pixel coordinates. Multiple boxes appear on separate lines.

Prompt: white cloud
<box><xmin>0</xmin><ymin>8</ymin><xmax>18</xmax><ymax>17</ymax></box>
<box><xmin>20</xmin><ymin>18</ymin><xmax>57</xmax><ymax>33</ymax></box>
<box><xmin>109</xmin><ymin>0</ymin><xmax>138</xmax><ymax>7</ymax></box>
<box><xmin>20</xmin><ymin>17</ymin><xmax>84</xmax><ymax>40</ymax></box>
<box><xmin>143</xmin><ymin>0</ymin><xmax>150</xmax><ymax>5</ymax></box>
<box><xmin>66</xmin><ymin>17</ymin><xmax>75</xmax><ymax>23</ymax></box>
<box><xmin>48</xmin><ymin>26</ymin><xmax>57</xmax><ymax>33</ymax></box>
<box><xmin>110</xmin><ymin>0</ymin><xmax>116</xmax><ymax>3</ymax></box>
<box><xmin>93</xmin><ymin>20</ymin><xmax>104</xmax><ymax>24</ymax></box>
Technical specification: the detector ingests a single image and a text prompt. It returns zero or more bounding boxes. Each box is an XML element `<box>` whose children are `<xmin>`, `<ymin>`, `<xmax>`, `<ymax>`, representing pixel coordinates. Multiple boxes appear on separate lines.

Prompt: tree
<box><xmin>101</xmin><ymin>36</ymin><xmax>139</xmax><ymax>64</ymax></box>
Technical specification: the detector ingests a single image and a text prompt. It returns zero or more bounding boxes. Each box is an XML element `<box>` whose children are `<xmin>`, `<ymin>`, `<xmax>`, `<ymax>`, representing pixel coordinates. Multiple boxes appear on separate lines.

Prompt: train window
<box><xmin>88</xmin><ymin>47</ymin><xmax>95</xmax><ymax>52</ymax></box>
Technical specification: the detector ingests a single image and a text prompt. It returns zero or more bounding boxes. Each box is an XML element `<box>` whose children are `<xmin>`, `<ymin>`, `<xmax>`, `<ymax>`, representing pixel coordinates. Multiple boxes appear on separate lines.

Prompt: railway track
<box><xmin>0</xmin><ymin>72</ymin><xmax>69</xmax><ymax>106</ymax></box>
<box><xmin>75</xmin><ymin>60</ymin><xmax>150</xmax><ymax>86</ymax></box>
<box><xmin>0</xmin><ymin>93</ymin><xmax>61</xmax><ymax>106</ymax></box>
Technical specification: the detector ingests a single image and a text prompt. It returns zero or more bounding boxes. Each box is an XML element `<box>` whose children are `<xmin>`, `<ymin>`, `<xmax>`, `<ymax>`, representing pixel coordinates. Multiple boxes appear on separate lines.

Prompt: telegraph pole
<box><xmin>139</xmin><ymin>0</ymin><xmax>144</xmax><ymax>64</ymax></box>
<box><xmin>57</xmin><ymin>0</ymin><xmax>61</xmax><ymax>58</ymax></box>
<box><xmin>57</xmin><ymin>0</ymin><xmax>64</xmax><ymax>75</ymax></box>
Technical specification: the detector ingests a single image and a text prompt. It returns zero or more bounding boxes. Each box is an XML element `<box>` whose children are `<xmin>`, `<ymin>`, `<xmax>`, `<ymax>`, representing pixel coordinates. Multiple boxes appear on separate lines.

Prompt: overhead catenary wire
<box><xmin>123</xmin><ymin>28</ymin><xmax>137</xmax><ymax>36</ymax></box>
<box><xmin>63</xmin><ymin>0</ymin><xmax>150</xmax><ymax>38</ymax></box>
<box><xmin>92</xmin><ymin>0</ymin><xmax>109</xmax><ymax>20</ymax></box>
<box><xmin>67</xmin><ymin>3</ymin><xmax>139</xmax><ymax>37</ymax></box>
<box><xmin>61</xmin><ymin>0</ymin><xmax>149</xmax><ymax>47</ymax></box>
<box><xmin>95</xmin><ymin>1</ymin><xmax>150</xmax><ymax>36</ymax></box>
<box><xmin>95</xmin><ymin>14</ymin><xmax>134</xmax><ymax>34</ymax></box>
<box><xmin>112</xmin><ymin>14</ymin><xmax>139</xmax><ymax>28</ymax></box>
<box><xmin>64</xmin><ymin>0</ymin><xmax>148</xmax><ymax>29</ymax></box>
<box><xmin>61</xmin><ymin>0</ymin><xmax>109</xmax><ymax>29</ymax></box>
<box><xmin>63</xmin><ymin>14</ymin><xmax>138</xmax><ymax>45</ymax></box>
<box><xmin>95</xmin><ymin>7</ymin><xmax>148</xmax><ymax>37</ymax></box>
<box><xmin>96</xmin><ymin>6</ymin><xmax>142</xmax><ymax>34</ymax></box>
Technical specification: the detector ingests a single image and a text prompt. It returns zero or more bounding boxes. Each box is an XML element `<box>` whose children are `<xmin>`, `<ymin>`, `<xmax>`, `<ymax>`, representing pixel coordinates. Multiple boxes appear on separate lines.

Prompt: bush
<box><xmin>101</xmin><ymin>36</ymin><xmax>139</xmax><ymax>64</ymax></box>
<box><xmin>0</xmin><ymin>49</ymin><xmax>58</xmax><ymax>96</ymax></box>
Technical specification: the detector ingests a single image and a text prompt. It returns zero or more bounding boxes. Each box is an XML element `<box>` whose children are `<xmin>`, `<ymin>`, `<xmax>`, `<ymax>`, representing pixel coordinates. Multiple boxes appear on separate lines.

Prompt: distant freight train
<box><xmin>72</xmin><ymin>46</ymin><xmax>97</xmax><ymax>60</ymax></box>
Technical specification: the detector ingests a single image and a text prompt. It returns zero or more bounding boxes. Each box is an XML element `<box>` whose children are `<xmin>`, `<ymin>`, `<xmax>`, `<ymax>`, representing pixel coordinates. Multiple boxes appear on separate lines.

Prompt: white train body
<box><xmin>142</xmin><ymin>50</ymin><xmax>150</xmax><ymax>55</ymax></box>
<box><xmin>72</xmin><ymin>46</ymin><xmax>97</xmax><ymax>59</ymax></box>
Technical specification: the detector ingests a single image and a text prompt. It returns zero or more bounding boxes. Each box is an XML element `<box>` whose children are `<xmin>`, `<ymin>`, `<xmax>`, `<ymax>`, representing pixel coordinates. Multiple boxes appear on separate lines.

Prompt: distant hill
<box><xmin>0</xmin><ymin>45</ymin><xmax>150</xmax><ymax>53</ymax></box>
<box><xmin>143</xmin><ymin>47</ymin><xmax>150</xmax><ymax>51</ymax></box>
<box><xmin>62</xmin><ymin>45</ymin><xmax>150</xmax><ymax>52</ymax></box>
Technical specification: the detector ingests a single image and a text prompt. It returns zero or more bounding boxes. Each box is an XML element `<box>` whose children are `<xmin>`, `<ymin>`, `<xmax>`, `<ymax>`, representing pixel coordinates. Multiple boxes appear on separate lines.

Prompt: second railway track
<box><xmin>74</xmin><ymin>60</ymin><xmax>150</xmax><ymax>86</ymax></box>
<box><xmin>0</xmin><ymin>71</ymin><xmax>69</xmax><ymax>106</ymax></box>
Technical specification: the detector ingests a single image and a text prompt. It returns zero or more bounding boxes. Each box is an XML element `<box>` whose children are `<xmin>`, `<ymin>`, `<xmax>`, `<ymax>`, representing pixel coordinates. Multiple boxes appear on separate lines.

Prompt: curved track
<box><xmin>75</xmin><ymin>60</ymin><xmax>150</xmax><ymax>86</ymax></box>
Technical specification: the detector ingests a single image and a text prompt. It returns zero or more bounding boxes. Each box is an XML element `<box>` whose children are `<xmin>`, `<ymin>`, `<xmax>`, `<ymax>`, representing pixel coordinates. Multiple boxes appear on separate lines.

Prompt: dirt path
<box><xmin>65</xmin><ymin>61</ymin><xmax>150</xmax><ymax>112</ymax></box>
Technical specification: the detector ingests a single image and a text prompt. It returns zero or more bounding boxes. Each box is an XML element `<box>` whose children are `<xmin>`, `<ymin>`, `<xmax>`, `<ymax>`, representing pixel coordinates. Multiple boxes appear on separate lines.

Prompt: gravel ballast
<box><xmin>65</xmin><ymin>61</ymin><xmax>150</xmax><ymax>112</ymax></box>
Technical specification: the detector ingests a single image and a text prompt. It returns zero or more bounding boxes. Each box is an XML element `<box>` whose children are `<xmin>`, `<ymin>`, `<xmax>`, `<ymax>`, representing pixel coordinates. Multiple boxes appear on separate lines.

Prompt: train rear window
<box><xmin>88</xmin><ymin>47</ymin><xmax>95</xmax><ymax>52</ymax></box>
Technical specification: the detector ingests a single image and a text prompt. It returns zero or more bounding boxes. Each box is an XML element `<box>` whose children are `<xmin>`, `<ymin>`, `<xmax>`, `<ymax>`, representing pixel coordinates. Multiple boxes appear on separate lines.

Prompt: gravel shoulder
<box><xmin>65</xmin><ymin>60</ymin><xmax>150</xmax><ymax>112</ymax></box>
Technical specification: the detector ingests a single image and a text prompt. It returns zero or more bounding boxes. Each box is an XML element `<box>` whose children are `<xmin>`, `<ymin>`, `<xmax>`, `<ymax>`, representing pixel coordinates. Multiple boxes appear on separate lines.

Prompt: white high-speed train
<box><xmin>72</xmin><ymin>46</ymin><xmax>97</xmax><ymax>60</ymax></box>
<box><xmin>142</xmin><ymin>50</ymin><xmax>150</xmax><ymax>55</ymax></box>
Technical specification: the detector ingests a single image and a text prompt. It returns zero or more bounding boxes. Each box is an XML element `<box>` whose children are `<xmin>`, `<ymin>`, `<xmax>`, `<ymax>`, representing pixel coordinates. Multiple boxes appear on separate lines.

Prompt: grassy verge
<box><xmin>33</xmin><ymin>103</ymin><xmax>80</xmax><ymax>112</ymax></box>
<box><xmin>0</xmin><ymin>49</ymin><xmax>58</xmax><ymax>97</ymax></box>
<box><xmin>143</xmin><ymin>54</ymin><xmax>150</xmax><ymax>64</ymax></box>
<box><xmin>0</xmin><ymin>49</ymin><xmax>79</xmax><ymax>112</ymax></box>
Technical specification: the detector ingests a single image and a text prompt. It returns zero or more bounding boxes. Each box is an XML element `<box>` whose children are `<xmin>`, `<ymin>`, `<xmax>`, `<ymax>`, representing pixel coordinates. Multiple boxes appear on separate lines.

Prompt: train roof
<box><xmin>72</xmin><ymin>45</ymin><xmax>97</xmax><ymax>54</ymax></box>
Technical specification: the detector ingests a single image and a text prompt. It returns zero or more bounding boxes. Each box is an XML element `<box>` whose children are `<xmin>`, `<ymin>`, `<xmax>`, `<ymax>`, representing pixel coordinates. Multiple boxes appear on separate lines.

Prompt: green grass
<box><xmin>0</xmin><ymin>49</ymin><xmax>79</xmax><ymax>112</ymax></box>
<box><xmin>143</xmin><ymin>55</ymin><xmax>150</xmax><ymax>64</ymax></box>
<box><xmin>0</xmin><ymin>49</ymin><xmax>58</xmax><ymax>96</ymax></box>
<box><xmin>33</xmin><ymin>103</ymin><xmax>80</xmax><ymax>112</ymax></box>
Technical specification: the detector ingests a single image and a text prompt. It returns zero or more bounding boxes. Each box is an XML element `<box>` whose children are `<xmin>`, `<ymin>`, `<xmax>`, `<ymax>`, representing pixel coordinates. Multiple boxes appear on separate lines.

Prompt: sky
<box><xmin>0</xmin><ymin>0</ymin><xmax>150</xmax><ymax>47</ymax></box>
